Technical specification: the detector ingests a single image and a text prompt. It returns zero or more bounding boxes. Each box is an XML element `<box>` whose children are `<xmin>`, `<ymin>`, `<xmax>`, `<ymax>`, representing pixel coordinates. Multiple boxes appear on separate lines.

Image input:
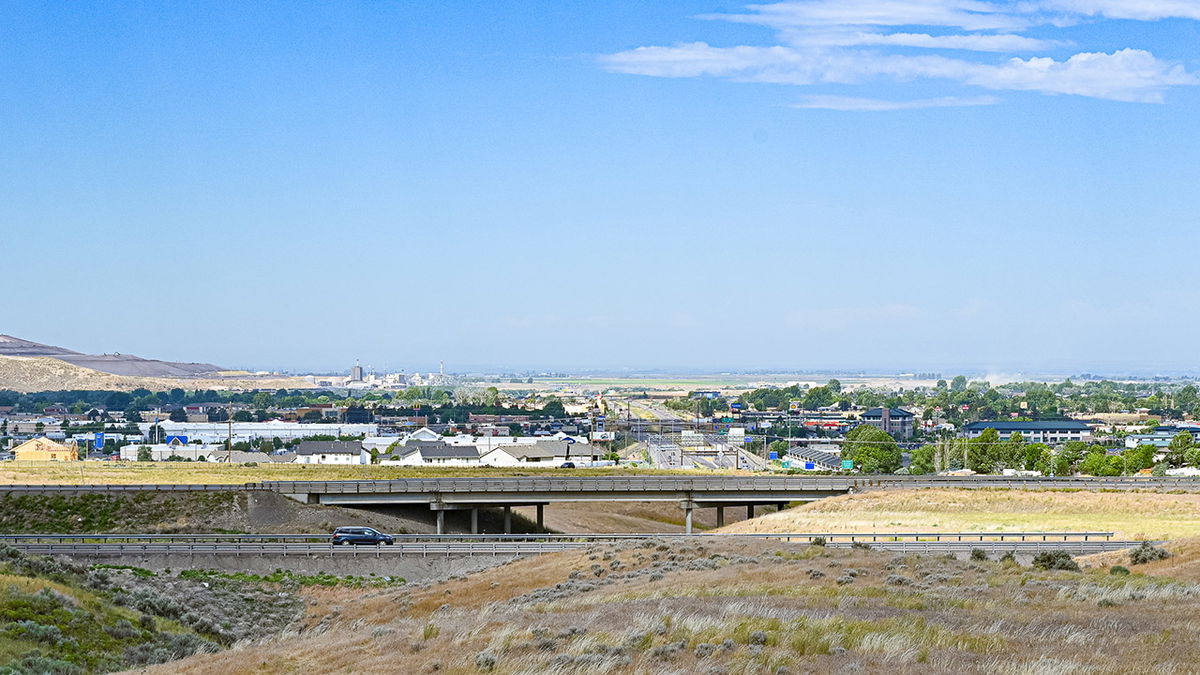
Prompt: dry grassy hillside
<box><xmin>721</xmin><ymin>489</ymin><xmax>1200</xmax><ymax>541</ymax></box>
<box><xmin>140</xmin><ymin>537</ymin><xmax>1200</xmax><ymax>674</ymax></box>
<box><xmin>0</xmin><ymin>355</ymin><xmax>311</xmax><ymax>393</ymax></box>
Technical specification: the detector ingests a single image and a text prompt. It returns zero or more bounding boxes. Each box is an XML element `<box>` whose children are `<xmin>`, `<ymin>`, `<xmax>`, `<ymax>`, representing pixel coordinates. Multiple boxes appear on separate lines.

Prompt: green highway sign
<box><xmin>841</xmin><ymin>460</ymin><xmax>854</xmax><ymax>470</ymax></box>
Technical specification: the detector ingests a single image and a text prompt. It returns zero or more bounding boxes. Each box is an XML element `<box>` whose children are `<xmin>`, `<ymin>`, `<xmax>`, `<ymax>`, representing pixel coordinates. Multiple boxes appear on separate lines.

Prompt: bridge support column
<box><xmin>715</xmin><ymin>506</ymin><xmax>724</xmax><ymax>528</ymax></box>
<box><xmin>777</xmin><ymin>502</ymin><xmax>787</xmax><ymax>512</ymax></box>
<box><xmin>746</xmin><ymin>505</ymin><xmax>754</xmax><ymax>520</ymax></box>
<box><xmin>536</xmin><ymin>505</ymin><xmax>544</xmax><ymax>531</ymax></box>
<box><xmin>504</xmin><ymin>506</ymin><xmax>512</xmax><ymax>534</ymax></box>
<box><xmin>471</xmin><ymin>508</ymin><xmax>479</xmax><ymax>534</ymax></box>
<box><xmin>436</xmin><ymin>510</ymin><xmax>445</xmax><ymax>535</ymax></box>
<box><xmin>679</xmin><ymin>500</ymin><xmax>696</xmax><ymax>535</ymax></box>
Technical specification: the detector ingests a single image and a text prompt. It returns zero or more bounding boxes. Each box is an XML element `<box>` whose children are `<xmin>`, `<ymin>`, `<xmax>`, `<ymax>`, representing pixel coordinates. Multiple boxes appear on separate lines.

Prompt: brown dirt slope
<box><xmin>0</xmin><ymin>490</ymin><xmax>440</xmax><ymax>535</ymax></box>
<box><xmin>138</xmin><ymin>537</ymin><xmax>1200</xmax><ymax>674</ymax></box>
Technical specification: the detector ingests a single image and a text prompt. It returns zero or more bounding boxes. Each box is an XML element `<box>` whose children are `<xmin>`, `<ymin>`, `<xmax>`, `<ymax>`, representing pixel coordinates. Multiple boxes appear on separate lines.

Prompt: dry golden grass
<box><xmin>1081</xmin><ymin>536</ymin><xmax>1200</xmax><ymax>581</ymax></box>
<box><xmin>722</xmin><ymin>488</ymin><xmax>1200</xmax><ymax>541</ymax></box>
<box><xmin>0</xmin><ymin>462</ymin><xmax>732</xmax><ymax>486</ymax></box>
<box><xmin>133</xmin><ymin>537</ymin><xmax>1200</xmax><ymax>674</ymax></box>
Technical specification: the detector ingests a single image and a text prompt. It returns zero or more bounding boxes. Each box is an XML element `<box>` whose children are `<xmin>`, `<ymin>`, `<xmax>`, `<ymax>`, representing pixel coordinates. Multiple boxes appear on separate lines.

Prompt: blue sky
<box><xmin>2</xmin><ymin>1</ymin><xmax>1198</xmax><ymax>374</ymax></box>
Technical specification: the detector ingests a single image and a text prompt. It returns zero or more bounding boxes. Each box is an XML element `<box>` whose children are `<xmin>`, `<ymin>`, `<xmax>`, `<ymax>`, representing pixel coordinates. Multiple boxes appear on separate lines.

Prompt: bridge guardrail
<box><xmin>0</xmin><ymin>531</ymin><xmax>1116</xmax><ymax>544</ymax></box>
<box><xmin>4</xmin><ymin>539</ymin><xmax>1142</xmax><ymax>557</ymax></box>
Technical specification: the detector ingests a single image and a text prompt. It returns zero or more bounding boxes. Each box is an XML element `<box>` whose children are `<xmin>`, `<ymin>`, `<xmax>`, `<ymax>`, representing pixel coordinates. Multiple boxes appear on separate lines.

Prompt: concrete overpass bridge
<box><xmin>258</xmin><ymin>475</ymin><xmax>1200</xmax><ymax>533</ymax></box>
<box><xmin>264</xmin><ymin>476</ymin><xmax>860</xmax><ymax>533</ymax></box>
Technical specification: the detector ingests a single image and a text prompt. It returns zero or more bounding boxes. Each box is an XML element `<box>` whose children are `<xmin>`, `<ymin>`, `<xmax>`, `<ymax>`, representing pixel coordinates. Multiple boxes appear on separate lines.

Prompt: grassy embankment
<box><xmin>148</xmin><ymin>536</ymin><xmax>1200</xmax><ymax>673</ymax></box>
<box><xmin>723</xmin><ymin>488</ymin><xmax>1200</xmax><ymax>541</ymax></box>
<box><xmin>0</xmin><ymin>545</ymin><xmax>308</xmax><ymax>673</ymax></box>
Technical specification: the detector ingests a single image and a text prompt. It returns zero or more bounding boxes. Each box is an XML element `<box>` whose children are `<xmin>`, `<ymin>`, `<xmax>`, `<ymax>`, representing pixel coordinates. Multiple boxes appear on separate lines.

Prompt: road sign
<box><xmin>94</xmin><ymin>432</ymin><xmax>105</xmax><ymax>449</ymax></box>
<box><xmin>730</xmin><ymin>403</ymin><xmax>743</xmax><ymax>410</ymax></box>
<box><xmin>743</xmin><ymin>435</ymin><xmax>754</xmax><ymax>443</ymax></box>
<box><xmin>805</xmin><ymin>461</ymin><xmax>816</xmax><ymax>470</ymax></box>
<box><xmin>768</xmin><ymin>451</ymin><xmax>779</xmax><ymax>460</ymax></box>
<box><xmin>841</xmin><ymin>459</ymin><xmax>854</xmax><ymax>470</ymax></box>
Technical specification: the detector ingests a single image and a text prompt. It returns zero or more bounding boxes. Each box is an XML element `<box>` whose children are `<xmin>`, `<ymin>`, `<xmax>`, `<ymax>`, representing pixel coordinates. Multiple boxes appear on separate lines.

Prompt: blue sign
<box><xmin>165</xmin><ymin>435</ymin><xmax>189</xmax><ymax>445</ymax></box>
<box><xmin>730</xmin><ymin>403</ymin><xmax>743</xmax><ymax>410</ymax></box>
<box><xmin>94</xmin><ymin>432</ymin><xmax>105</xmax><ymax>449</ymax></box>
<box><xmin>564</xmin><ymin>437</ymin><xmax>577</xmax><ymax>444</ymax></box>
<box><xmin>768</xmin><ymin>451</ymin><xmax>779</xmax><ymax>460</ymax></box>
<box><xmin>805</xmin><ymin>461</ymin><xmax>816</xmax><ymax>470</ymax></box>
<box><xmin>743</xmin><ymin>435</ymin><xmax>754</xmax><ymax>443</ymax></box>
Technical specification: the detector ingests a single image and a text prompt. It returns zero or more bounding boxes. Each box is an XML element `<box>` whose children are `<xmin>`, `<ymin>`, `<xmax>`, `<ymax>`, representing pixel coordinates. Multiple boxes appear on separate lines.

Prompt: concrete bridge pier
<box><xmin>715</xmin><ymin>506</ymin><xmax>724</xmax><ymax>528</ymax></box>
<box><xmin>679</xmin><ymin>500</ymin><xmax>697</xmax><ymax>534</ymax></box>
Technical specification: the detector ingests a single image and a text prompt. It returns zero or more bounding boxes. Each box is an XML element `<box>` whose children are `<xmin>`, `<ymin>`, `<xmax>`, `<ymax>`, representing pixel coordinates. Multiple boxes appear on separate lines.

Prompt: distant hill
<box><xmin>0</xmin><ymin>334</ymin><xmax>224</xmax><ymax>378</ymax></box>
<box><xmin>0</xmin><ymin>355</ymin><xmax>312</xmax><ymax>393</ymax></box>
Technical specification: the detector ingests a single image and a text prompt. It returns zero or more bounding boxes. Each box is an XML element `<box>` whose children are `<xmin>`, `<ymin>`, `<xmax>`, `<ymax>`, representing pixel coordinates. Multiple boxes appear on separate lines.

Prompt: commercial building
<box><xmin>960</xmin><ymin>420</ymin><xmax>1092</xmax><ymax>444</ymax></box>
<box><xmin>13</xmin><ymin>437</ymin><xmax>78</xmax><ymax>461</ymax></box>
<box><xmin>859</xmin><ymin>407</ymin><xmax>915</xmax><ymax>439</ymax></box>
<box><xmin>136</xmin><ymin>421</ymin><xmax>378</xmax><ymax>444</ymax></box>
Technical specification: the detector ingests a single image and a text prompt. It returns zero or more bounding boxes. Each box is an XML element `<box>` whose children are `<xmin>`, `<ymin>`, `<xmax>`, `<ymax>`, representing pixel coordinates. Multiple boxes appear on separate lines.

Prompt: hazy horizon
<box><xmin>5</xmin><ymin>2</ymin><xmax>1198</xmax><ymax>375</ymax></box>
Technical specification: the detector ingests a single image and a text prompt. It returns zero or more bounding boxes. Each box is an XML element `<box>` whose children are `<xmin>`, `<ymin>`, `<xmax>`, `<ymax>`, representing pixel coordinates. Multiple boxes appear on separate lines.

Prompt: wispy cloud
<box><xmin>602</xmin><ymin>0</ymin><xmax>1198</xmax><ymax>106</ymax></box>
<box><xmin>1039</xmin><ymin>0</ymin><xmax>1200</xmax><ymax>21</ymax></box>
<box><xmin>793</xmin><ymin>94</ymin><xmax>1000</xmax><ymax>110</ymax></box>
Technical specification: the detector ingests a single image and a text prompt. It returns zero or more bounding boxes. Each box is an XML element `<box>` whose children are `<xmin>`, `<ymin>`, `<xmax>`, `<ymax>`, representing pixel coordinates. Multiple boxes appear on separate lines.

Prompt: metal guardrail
<box><xmin>260</xmin><ymin>476</ymin><xmax>1200</xmax><ymax>494</ymax></box>
<box><xmin>0</xmin><ymin>531</ymin><xmax>1117</xmax><ymax>544</ymax></box>
<box><xmin>9</xmin><ymin>542</ymin><xmax>582</xmax><ymax>557</ymax></box>
<box><xmin>3</xmin><ymin>475</ymin><xmax>1200</xmax><ymax>496</ymax></box>
<box><xmin>0</xmin><ymin>484</ymin><xmax>254</xmax><ymax>492</ymax></box>
<box><xmin>4</xmin><ymin>539</ymin><xmax>1141</xmax><ymax>557</ymax></box>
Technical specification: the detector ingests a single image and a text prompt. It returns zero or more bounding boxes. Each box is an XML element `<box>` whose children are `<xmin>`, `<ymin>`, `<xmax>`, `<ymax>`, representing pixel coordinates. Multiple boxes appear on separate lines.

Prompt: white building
<box><xmin>136</xmin><ymin>421</ymin><xmax>378</xmax><ymax>444</ymax></box>
<box><xmin>293</xmin><ymin>440</ymin><xmax>364</xmax><ymax>465</ymax></box>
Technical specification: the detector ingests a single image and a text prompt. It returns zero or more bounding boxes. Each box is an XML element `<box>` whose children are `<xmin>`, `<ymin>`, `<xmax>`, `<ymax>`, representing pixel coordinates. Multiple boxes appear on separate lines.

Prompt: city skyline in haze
<box><xmin>4</xmin><ymin>2</ymin><xmax>1198</xmax><ymax>374</ymax></box>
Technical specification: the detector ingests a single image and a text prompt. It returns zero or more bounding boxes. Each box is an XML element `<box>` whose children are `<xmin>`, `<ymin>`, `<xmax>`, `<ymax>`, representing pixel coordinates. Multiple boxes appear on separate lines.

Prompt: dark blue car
<box><xmin>331</xmin><ymin>526</ymin><xmax>394</xmax><ymax>545</ymax></box>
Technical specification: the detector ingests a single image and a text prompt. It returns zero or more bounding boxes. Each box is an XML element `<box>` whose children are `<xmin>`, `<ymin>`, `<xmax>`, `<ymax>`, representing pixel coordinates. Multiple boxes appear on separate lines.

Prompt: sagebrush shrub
<box><xmin>1130</xmin><ymin>542</ymin><xmax>1170</xmax><ymax>565</ymax></box>
<box><xmin>1032</xmin><ymin>550</ymin><xmax>1080</xmax><ymax>572</ymax></box>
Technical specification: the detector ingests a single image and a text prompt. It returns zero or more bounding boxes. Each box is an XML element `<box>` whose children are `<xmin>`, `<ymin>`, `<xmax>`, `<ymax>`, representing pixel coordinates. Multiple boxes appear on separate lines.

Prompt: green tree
<box><xmin>1024</xmin><ymin>443</ymin><xmax>1052</xmax><ymax>474</ymax></box>
<box><xmin>168</xmin><ymin>409</ymin><xmax>187</xmax><ymax>423</ymax></box>
<box><xmin>967</xmin><ymin>428</ymin><xmax>1000</xmax><ymax>473</ymax></box>
<box><xmin>1053</xmin><ymin>441</ymin><xmax>1088</xmax><ymax>476</ymax></box>
<box><xmin>951</xmin><ymin>376</ymin><xmax>968</xmax><ymax>392</ymax></box>
<box><xmin>1123</xmin><ymin>443</ymin><xmax>1157</xmax><ymax>473</ymax></box>
<box><xmin>842</xmin><ymin>425</ymin><xmax>901</xmax><ymax>473</ymax></box>
<box><xmin>1165</xmin><ymin>431</ymin><xmax>1194</xmax><ymax>467</ymax></box>
<box><xmin>232</xmin><ymin>410</ymin><xmax>253</xmax><ymax>422</ymax></box>
<box><xmin>136</xmin><ymin>446</ymin><xmax>152</xmax><ymax>462</ymax></box>
<box><xmin>909</xmin><ymin>444</ymin><xmax>936</xmax><ymax>474</ymax></box>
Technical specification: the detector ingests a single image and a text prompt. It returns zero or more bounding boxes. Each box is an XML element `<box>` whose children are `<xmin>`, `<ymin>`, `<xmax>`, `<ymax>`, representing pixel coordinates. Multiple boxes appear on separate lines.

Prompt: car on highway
<box><xmin>331</xmin><ymin>527</ymin><xmax>394</xmax><ymax>546</ymax></box>
<box><xmin>559</xmin><ymin>461</ymin><xmax>576</xmax><ymax>468</ymax></box>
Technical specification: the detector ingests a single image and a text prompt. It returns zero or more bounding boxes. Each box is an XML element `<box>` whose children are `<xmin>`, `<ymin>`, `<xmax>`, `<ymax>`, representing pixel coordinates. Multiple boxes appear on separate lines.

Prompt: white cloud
<box><xmin>710</xmin><ymin>0</ymin><xmax>1029</xmax><ymax>31</ymax></box>
<box><xmin>1038</xmin><ymin>0</ymin><xmax>1200</xmax><ymax>20</ymax></box>
<box><xmin>793</xmin><ymin>94</ymin><xmax>1000</xmax><ymax>109</ymax></box>
<box><xmin>803</xmin><ymin>30</ymin><xmax>1065</xmax><ymax>51</ymax></box>
<box><xmin>968</xmin><ymin>48</ymin><xmax>1197</xmax><ymax>102</ymax></box>
<box><xmin>601</xmin><ymin>0</ymin><xmax>1199</xmax><ymax>105</ymax></box>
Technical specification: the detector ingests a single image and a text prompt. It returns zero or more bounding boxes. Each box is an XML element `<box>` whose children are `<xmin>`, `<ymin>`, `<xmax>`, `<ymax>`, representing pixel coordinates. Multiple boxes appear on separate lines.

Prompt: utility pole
<box><xmin>227</xmin><ymin>401</ymin><xmax>233</xmax><ymax>462</ymax></box>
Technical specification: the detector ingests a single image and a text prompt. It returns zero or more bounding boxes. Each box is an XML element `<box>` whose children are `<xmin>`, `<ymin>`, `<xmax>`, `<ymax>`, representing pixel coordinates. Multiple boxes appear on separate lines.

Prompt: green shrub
<box><xmin>1130</xmin><ymin>542</ymin><xmax>1170</xmax><ymax>565</ymax></box>
<box><xmin>970</xmin><ymin>548</ymin><xmax>987</xmax><ymax>561</ymax></box>
<box><xmin>1110</xmin><ymin>565</ymin><xmax>1131</xmax><ymax>576</ymax></box>
<box><xmin>810</xmin><ymin>537</ymin><xmax>826</xmax><ymax>547</ymax></box>
<box><xmin>1031</xmin><ymin>550</ymin><xmax>1080</xmax><ymax>572</ymax></box>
